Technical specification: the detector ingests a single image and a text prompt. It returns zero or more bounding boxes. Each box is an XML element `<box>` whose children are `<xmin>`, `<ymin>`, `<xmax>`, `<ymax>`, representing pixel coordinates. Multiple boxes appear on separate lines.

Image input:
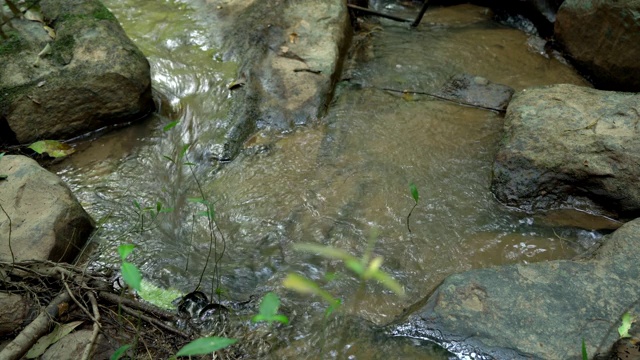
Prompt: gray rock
<box><xmin>436</xmin><ymin>74</ymin><xmax>514</xmax><ymax>112</ymax></box>
<box><xmin>555</xmin><ymin>0</ymin><xmax>640</xmax><ymax>91</ymax></box>
<box><xmin>388</xmin><ymin>217</ymin><xmax>640</xmax><ymax>359</ymax></box>
<box><xmin>491</xmin><ymin>84</ymin><xmax>640</xmax><ymax>218</ymax></box>
<box><xmin>0</xmin><ymin>292</ymin><xmax>31</xmax><ymax>337</ymax></box>
<box><xmin>0</xmin><ymin>155</ymin><xmax>94</xmax><ymax>262</ymax></box>
<box><xmin>0</xmin><ymin>0</ymin><xmax>154</xmax><ymax>145</ymax></box>
<box><xmin>203</xmin><ymin>0</ymin><xmax>350</xmax><ymax>160</ymax></box>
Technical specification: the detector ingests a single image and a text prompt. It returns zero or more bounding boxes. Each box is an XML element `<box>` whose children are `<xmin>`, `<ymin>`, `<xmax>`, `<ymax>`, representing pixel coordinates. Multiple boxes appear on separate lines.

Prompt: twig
<box><xmin>382</xmin><ymin>87</ymin><xmax>506</xmax><ymax>112</ymax></box>
<box><xmin>0</xmin><ymin>203</ymin><xmax>15</xmax><ymax>266</ymax></box>
<box><xmin>61</xmin><ymin>274</ymin><xmax>99</xmax><ymax>325</ymax></box>
<box><xmin>119</xmin><ymin>304</ymin><xmax>189</xmax><ymax>338</ymax></box>
<box><xmin>406</xmin><ymin>203</ymin><xmax>417</xmax><ymax>233</ymax></box>
<box><xmin>98</xmin><ymin>291</ymin><xmax>178</xmax><ymax>322</ymax></box>
<box><xmin>81</xmin><ymin>292</ymin><xmax>101</xmax><ymax>360</ymax></box>
<box><xmin>0</xmin><ymin>291</ymin><xmax>71</xmax><ymax>360</ymax></box>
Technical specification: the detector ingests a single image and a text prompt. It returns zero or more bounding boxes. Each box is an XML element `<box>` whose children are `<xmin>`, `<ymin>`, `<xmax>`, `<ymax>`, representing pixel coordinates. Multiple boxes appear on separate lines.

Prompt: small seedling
<box><xmin>251</xmin><ymin>292</ymin><xmax>289</xmax><ymax>325</ymax></box>
<box><xmin>406</xmin><ymin>182</ymin><xmax>419</xmax><ymax>233</ymax></box>
<box><xmin>118</xmin><ymin>244</ymin><xmax>142</xmax><ymax>292</ymax></box>
<box><xmin>581</xmin><ymin>338</ymin><xmax>587</xmax><ymax>360</ymax></box>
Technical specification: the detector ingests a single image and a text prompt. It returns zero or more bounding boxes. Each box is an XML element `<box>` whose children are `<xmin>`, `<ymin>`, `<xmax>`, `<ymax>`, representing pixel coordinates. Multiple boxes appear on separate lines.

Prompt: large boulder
<box><xmin>0</xmin><ymin>155</ymin><xmax>94</xmax><ymax>262</ymax></box>
<box><xmin>555</xmin><ymin>0</ymin><xmax>640</xmax><ymax>91</ymax></box>
<box><xmin>0</xmin><ymin>0</ymin><xmax>154</xmax><ymax>145</ymax></box>
<box><xmin>201</xmin><ymin>0</ymin><xmax>351</xmax><ymax>160</ymax></box>
<box><xmin>0</xmin><ymin>292</ymin><xmax>31</xmax><ymax>337</ymax></box>
<box><xmin>491</xmin><ymin>84</ymin><xmax>640</xmax><ymax>219</ymax></box>
<box><xmin>388</xmin><ymin>217</ymin><xmax>640</xmax><ymax>359</ymax></box>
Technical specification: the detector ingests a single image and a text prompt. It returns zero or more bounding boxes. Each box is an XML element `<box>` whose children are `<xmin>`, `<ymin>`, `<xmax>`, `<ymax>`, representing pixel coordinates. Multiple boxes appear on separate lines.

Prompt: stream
<box><xmin>52</xmin><ymin>1</ymin><xmax>600</xmax><ymax>358</ymax></box>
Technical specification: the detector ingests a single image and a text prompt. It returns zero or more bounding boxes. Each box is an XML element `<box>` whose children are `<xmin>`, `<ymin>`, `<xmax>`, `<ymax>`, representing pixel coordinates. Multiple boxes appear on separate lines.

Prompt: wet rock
<box><xmin>41</xmin><ymin>330</ymin><xmax>115</xmax><ymax>360</ymax></box>
<box><xmin>555</xmin><ymin>0</ymin><xmax>640</xmax><ymax>91</ymax></box>
<box><xmin>205</xmin><ymin>0</ymin><xmax>351</xmax><ymax>160</ymax></box>
<box><xmin>491</xmin><ymin>84</ymin><xmax>640</xmax><ymax>219</ymax></box>
<box><xmin>0</xmin><ymin>155</ymin><xmax>94</xmax><ymax>262</ymax></box>
<box><xmin>388</xmin><ymin>217</ymin><xmax>640</xmax><ymax>359</ymax></box>
<box><xmin>0</xmin><ymin>292</ymin><xmax>31</xmax><ymax>337</ymax></box>
<box><xmin>0</xmin><ymin>0</ymin><xmax>154</xmax><ymax>145</ymax></box>
<box><xmin>436</xmin><ymin>73</ymin><xmax>514</xmax><ymax>112</ymax></box>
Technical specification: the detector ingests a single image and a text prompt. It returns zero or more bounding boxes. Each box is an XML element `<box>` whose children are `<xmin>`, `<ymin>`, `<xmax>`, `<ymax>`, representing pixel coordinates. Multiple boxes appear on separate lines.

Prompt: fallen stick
<box><xmin>0</xmin><ymin>291</ymin><xmax>72</xmax><ymax>360</ymax></box>
<box><xmin>119</xmin><ymin>304</ymin><xmax>189</xmax><ymax>338</ymax></box>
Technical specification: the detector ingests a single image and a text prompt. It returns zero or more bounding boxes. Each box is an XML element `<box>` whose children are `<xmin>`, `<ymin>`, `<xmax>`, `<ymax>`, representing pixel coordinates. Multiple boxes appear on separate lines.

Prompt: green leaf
<box><xmin>293</xmin><ymin>244</ymin><xmax>358</xmax><ymax>264</ymax></box>
<box><xmin>345</xmin><ymin>259</ymin><xmax>365</xmax><ymax>276</ymax></box>
<box><xmin>175</xmin><ymin>337</ymin><xmax>237</xmax><ymax>356</ymax></box>
<box><xmin>581</xmin><ymin>338</ymin><xmax>588</xmax><ymax>360</ymax></box>
<box><xmin>0</xmin><ymin>152</ymin><xmax>4</xmax><ymax>160</ymax></box>
<box><xmin>163</xmin><ymin>121</ymin><xmax>179</xmax><ymax>131</ymax></box>
<box><xmin>26</xmin><ymin>321</ymin><xmax>84</xmax><ymax>358</ymax></box>
<box><xmin>110</xmin><ymin>344</ymin><xmax>132</xmax><ymax>360</ymax></box>
<box><xmin>121</xmin><ymin>262</ymin><xmax>142</xmax><ymax>291</ymax></box>
<box><xmin>409</xmin><ymin>182</ymin><xmax>419</xmax><ymax>204</ymax></box>
<box><xmin>133</xmin><ymin>200</ymin><xmax>141</xmax><ymax>210</ymax></box>
<box><xmin>162</xmin><ymin>155</ymin><xmax>175</xmax><ymax>163</ymax></box>
<box><xmin>179</xmin><ymin>144</ymin><xmax>190</xmax><ymax>159</ymax></box>
<box><xmin>28</xmin><ymin>140</ymin><xmax>75</xmax><ymax>158</ymax></box>
<box><xmin>619</xmin><ymin>312</ymin><xmax>633</xmax><ymax>338</ymax></box>
<box><xmin>117</xmin><ymin>244</ymin><xmax>136</xmax><ymax>260</ymax></box>
<box><xmin>283</xmin><ymin>273</ymin><xmax>339</xmax><ymax>306</ymax></box>
<box><xmin>370</xmin><ymin>268</ymin><xmax>405</xmax><ymax>297</ymax></box>
<box><xmin>156</xmin><ymin>202</ymin><xmax>162</xmax><ymax>214</ymax></box>
<box><xmin>325</xmin><ymin>298</ymin><xmax>341</xmax><ymax>318</ymax></box>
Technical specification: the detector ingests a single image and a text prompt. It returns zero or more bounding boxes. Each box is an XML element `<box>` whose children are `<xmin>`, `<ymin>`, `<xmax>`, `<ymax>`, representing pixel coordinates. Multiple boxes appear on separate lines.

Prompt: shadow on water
<box><xmin>52</xmin><ymin>1</ymin><xmax>602</xmax><ymax>358</ymax></box>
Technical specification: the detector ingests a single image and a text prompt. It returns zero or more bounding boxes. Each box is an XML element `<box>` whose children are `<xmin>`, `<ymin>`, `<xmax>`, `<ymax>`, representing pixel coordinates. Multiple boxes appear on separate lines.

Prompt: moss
<box><xmin>0</xmin><ymin>31</ymin><xmax>24</xmax><ymax>56</ymax></box>
<box><xmin>92</xmin><ymin>3</ymin><xmax>116</xmax><ymax>21</ymax></box>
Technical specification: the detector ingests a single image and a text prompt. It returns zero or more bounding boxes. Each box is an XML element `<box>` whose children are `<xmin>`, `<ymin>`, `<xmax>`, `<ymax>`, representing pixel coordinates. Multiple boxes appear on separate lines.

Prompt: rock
<box><xmin>0</xmin><ymin>0</ymin><xmax>154</xmax><ymax>145</ymax></box>
<box><xmin>0</xmin><ymin>292</ymin><xmax>31</xmax><ymax>337</ymax></box>
<box><xmin>202</xmin><ymin>0</ymin><xmax>351</xmax><ymax>160</ymax></box>
<box><xmin>0</xmin><ymin>155</ymin><xmax>94</xmax><ymax>262</ymax></box>
<box><xmin>388</xmin><ymin>217</ymin><xmax>640</xmax><ymax>359</ymax></box>
<box><xmin>41</xmin><ymin>330</ymin><xmax>115</xmax><ymax>360</ymax></box>
<box><xmin>491</xmin><ymin>84</ymin><xmax>640</xmax><ymax>219</ymax></box>
<box><xmin>555</xmin><ymin>0</ymin><xmax>640</xmax><ymax>91</ymax></box>
<box><xmin>436</xmin><ymin>73</ymin><xmax>514</xmax><ymax>112</ymax></box>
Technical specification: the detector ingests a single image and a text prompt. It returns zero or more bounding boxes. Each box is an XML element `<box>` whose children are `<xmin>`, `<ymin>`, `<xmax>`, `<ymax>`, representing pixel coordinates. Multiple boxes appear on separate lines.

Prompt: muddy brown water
<box><xmin>52</xmin><ymin>1</ymin><xmax>603</xmax><ymax>358</ymax></box>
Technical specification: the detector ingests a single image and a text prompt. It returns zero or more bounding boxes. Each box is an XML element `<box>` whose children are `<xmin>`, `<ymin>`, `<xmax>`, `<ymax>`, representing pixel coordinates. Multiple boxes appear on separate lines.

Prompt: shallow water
<box><xmin>53</xmin><ymin>1</ymin><xmax>600</xmax><ymax>358</ymax></box>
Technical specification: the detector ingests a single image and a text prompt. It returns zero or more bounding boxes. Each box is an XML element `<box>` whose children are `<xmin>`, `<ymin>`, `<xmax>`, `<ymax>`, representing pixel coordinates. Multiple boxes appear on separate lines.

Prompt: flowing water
<box><xmin>52</xmin><ymin>1</ymin><xmax>601</xmax><ymax>358</ymax></box>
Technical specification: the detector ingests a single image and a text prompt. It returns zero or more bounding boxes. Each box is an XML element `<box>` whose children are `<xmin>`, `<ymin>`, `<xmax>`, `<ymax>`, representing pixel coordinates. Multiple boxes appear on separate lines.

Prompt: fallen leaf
<box><xmin>43</xmin><ymin>26</ymin><xmax>56</xmax><ymax>39</ymax></box>
<box><xmin>26</xmin><ymin>321</ymin><xmax>83</xmax><ymax>358</ymax></box>
<box><xmin>28</xmin><ymin>140</ymin><xmax>75</xmax><ymax>158</ymax></box>
<box><xmin>289</xmin><ymin>32</ymin><xmax>298</xmax><ymax>44</ymax></box>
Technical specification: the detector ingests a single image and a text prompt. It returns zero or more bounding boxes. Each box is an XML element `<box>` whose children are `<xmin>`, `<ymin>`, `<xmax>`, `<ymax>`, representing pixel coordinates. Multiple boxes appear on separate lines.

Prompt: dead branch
<box><xmin>118</xmin><ymin>304</ymin><xmax>189</xmax><ymax>338</ymax></box>
<box><xmin>98</xmin><ymin>291</ymin><xmax>178</xmax><ymax>322</ymax></box>
<box><xmin>0</xmin><ymin>291</ymin><xmax>71</xmax><ymax>360</ymax></box>
<box><xmin>81</xmin><ymin>292</ymin><xmax>101</xmax><ymax>360</ymax></box>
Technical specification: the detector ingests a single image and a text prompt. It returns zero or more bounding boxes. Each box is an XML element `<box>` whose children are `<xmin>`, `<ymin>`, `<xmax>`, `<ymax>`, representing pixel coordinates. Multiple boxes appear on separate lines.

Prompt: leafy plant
<box><xmin>406</xmin><ymin>182</ymin><xmax>419</xmax><ymax>233</ymax></box>
<box><xmin>283</xmin><ymin>273</ymin><xmax>341</xmax><ymax>317</ymax></box>
<box><xmin>291</xmin><ymin>243</ymin><xmax>405</xmax><ymax>297</ymax></box>
<box><xmin>251</xmin><ymin>292</ymin><xmax>289</xmax><ymax>325</ymax></box>
<box><xmin>118</xmin><ymin>244</ymin><xmax>142</xmax><ymax>292</ymax></box>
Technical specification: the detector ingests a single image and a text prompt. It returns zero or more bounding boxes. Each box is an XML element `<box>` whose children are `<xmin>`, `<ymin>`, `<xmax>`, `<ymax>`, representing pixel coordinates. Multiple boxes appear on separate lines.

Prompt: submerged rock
<box><xmin>491</xmin><ymin>84</ymin><xmax>640</xmax><ymax>219</ymax></box>
<box><xmin>387</xmin><ymin>217</ymin><xmax>640</xmax><ymax>359</ymax></box>
<box><xmin>436</xmin><ymin>73</ymin><xmax>514</xmax><ymax>112</ymax></box>
<box><xmin>555</xmin><ymin>0</ymin><xmax>640</xmax><ymax>91</ymax></box>
<box><xmin>0</xmin><ymin>0</ymin><xmax>154</xmax><ymax>145</ymax></box>
<box><xmin>0</xmin><ymin>155</ymin><xmax>94</xmax><ymax>262</ymax></box>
